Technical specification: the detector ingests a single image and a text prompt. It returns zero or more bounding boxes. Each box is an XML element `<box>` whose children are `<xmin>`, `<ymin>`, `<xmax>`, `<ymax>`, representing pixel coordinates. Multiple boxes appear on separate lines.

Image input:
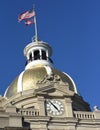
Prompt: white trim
<box><xmin>25</xmin><ymin>60</ymin><xmax>54</xmax><ymax>70</ymax></box>
<box><xmin>17</xmin><ymin>71</ymin><xmax>25</xmax><ymax>92</ymax></box>
<box><xmin>63</xmin><ymin>72</ymin><xmax>78</xmax><ymax>94</ymax></box>
<box><xmin>44</xmin><ymin>66</ymin><xmax>53</xmax><ymax>75</ymax></box>
<box><xmin>4</xmin><ymin>86</ymin><xmax>10</xmax><ymax>97</ymax></box>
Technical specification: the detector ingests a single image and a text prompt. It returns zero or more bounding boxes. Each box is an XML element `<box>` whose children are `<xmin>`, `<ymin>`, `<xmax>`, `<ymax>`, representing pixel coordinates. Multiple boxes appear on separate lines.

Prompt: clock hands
<box><xmin>48</xmin><ymin>100</ymin><xmax>60</xmax><ymax>112</ymax></box>
<box><xmin>46</xmin><ymin>100</ymin><xmax>64</xmax><ymax>116</ymax></box>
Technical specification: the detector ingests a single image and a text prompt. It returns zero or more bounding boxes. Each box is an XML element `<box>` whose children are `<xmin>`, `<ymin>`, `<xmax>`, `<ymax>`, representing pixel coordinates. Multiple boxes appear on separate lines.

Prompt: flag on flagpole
<box><xmin>18</xmin><ymin>9</ymin><xmax>35</xmax><ymax>22</ymax></box>
<box><xmin>25</xmin><ymin>19</ymin><xmax>34</xmax><ymax>26</ymax></box>
<box><xmin>18</xmin><ymin>7</ymin><xmax>39</xmax><ymax>43</ymax></box>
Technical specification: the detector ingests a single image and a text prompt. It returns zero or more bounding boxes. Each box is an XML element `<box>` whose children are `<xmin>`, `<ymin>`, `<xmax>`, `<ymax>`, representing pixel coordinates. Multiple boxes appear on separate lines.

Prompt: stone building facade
<box><xmin>0</xmin><ymin>39</ymin><xmax>100</xmax><ymax>130</ymax></box>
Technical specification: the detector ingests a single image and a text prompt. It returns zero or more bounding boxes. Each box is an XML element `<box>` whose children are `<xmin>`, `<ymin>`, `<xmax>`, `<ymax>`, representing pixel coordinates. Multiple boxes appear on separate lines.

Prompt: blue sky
<box><xmin>0</xmin><ymin>0</ymin><xmax>100</xmax><ymax>110</ymax></box>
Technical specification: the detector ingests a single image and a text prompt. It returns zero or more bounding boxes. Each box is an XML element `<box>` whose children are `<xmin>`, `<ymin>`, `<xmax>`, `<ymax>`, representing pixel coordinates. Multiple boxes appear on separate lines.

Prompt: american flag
<box><xmin>18</xmin><ymin>9</ymin><xmax>35</xmax><ymax>22</ymax></box>
<box><xmin>25</xmin><ymin>19</ymin><xmax>34</xmax><ymax>26</ymax></box>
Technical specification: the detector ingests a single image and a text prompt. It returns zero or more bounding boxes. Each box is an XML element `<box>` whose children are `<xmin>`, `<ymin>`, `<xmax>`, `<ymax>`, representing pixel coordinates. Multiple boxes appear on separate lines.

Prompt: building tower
<box><xmin>0</xmin><ymin>38</ymin><xmax>100</xmax><ymax>129</ymax></box>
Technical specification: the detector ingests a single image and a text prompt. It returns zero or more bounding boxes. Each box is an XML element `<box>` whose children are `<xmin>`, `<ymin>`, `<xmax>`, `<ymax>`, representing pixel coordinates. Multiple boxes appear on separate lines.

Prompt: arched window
<box><xmin>34</xmin><ymin>50</ymin><xmax>40</xmax><ymax>60</ymax></box>
<box><xmin>42</xmin><ymin>50</ymin><xmax>47</xmax><ymax>60</ymax></box>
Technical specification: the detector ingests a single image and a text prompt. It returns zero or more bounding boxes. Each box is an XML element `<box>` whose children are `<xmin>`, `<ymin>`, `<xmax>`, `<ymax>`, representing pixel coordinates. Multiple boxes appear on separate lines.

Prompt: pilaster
<box><xmin>65</xmin><ymin>97</ymin><xmax>73</xmax><ymax>117</ymax></box>
<box><xmin>37</xmin><ymin>96</ymin><xmax>45</xmax><ymax>116</ymax></box>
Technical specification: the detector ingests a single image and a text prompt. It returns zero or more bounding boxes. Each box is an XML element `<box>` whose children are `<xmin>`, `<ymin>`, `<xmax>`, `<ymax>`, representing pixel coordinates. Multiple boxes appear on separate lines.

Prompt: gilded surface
<box><xmin>5</xmin><ymin>66</ymin><xmax>75</xmax><ymax>98</ymax></box>
<box><xmin>5</xmin><ymin>77</ymin><xmax>18</xmax><ymax>97</ymax></box>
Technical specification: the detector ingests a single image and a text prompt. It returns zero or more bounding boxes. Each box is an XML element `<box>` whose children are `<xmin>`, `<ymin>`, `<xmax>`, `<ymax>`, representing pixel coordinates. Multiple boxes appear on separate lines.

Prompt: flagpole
<box><xmin>34</xmin><ymin>15</ymin><xmax>38</xmax><ymax>44</ymax></box>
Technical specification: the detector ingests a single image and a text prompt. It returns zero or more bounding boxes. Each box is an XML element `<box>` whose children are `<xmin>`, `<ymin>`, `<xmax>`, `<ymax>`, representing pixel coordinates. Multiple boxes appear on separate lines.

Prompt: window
<box><xmin>34</xmin><ymin>50</ymin><xmax>40</xmax><ymax>60</ymax></box>
<box><xmin>42</xmin><ymin>50</ymin><xmax>47</xmax><ymax>60</ymax></box>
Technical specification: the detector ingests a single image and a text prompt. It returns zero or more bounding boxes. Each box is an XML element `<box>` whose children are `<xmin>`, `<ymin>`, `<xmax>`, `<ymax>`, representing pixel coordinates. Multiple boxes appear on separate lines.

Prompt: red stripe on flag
<box><xmin>18</xmin><ymin>10</ymin><xmax>35</xmax><ymax>22</ymax></box>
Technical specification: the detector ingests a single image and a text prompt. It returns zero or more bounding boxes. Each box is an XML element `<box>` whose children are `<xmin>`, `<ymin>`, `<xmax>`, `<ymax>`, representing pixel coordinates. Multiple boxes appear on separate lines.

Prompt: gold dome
<box><xmin>5</xmin><ymin>66</ymin><xmax>77</xmax><ymax>98</ymax></box>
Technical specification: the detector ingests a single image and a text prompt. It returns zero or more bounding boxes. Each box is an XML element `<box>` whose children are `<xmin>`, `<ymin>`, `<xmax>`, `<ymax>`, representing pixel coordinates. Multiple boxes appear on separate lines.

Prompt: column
<box><xmin>37</xmin><ymin>96</ymin><xmax>46</xmax><ymax>116</ymax></box>
<box><xmin>65</xmin><ymin>97</ymin><xmax>73</xmax><ymax>117</ymax></box>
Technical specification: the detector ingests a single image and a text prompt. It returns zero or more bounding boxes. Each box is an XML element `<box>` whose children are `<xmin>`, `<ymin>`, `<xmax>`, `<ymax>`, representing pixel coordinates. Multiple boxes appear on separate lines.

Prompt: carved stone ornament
<box><xmin>36</xmin><ymin>73</ymin><xmax>68</xmax><ymax>88</ymax></box>
<box><xmin>94</xmin><ymin>106</ymin><xmax>100</xmax><ymax>111</ymax></box>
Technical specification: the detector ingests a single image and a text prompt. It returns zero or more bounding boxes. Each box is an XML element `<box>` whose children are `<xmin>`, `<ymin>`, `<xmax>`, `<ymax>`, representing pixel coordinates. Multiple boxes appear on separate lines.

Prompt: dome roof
<box><xmin>4</xmin><ymin>66</ymin><xmax>77</xmax><ymax>98</ymax></box>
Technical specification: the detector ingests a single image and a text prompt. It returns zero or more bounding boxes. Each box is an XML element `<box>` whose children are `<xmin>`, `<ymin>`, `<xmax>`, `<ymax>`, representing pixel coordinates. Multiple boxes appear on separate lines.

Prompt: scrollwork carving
<box><xmin>36</xmin><ymin>73</ymin><xmax>68</xmax><ymax>88</ymax></box>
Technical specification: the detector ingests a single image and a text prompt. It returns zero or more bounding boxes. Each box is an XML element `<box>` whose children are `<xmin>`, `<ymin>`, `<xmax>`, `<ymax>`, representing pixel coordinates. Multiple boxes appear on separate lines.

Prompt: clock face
<box><xmin>46</xmin><ymin>100</ymin><xmax>64</xmax><ymax>116</ymax></box>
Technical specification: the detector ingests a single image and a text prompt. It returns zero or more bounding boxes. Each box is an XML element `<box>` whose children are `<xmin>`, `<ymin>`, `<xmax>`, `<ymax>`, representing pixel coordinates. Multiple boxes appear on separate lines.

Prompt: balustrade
<box><xmin>18</xmin><ymin>108</ymin><xmax>39</xmax><ymax>116</ymax></box>
<box><xmin>74</xmin><ymin>111</ymin><xmax>95</xmax><ymax>119</ymax></box>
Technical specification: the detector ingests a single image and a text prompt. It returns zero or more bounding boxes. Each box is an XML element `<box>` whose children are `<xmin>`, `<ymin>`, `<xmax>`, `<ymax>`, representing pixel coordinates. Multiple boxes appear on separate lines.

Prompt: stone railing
<box><xmin>18</xmin><ymin>108</ymin><xmax>39</xmax><ymax>116</ymax></box>
<box><xmin>74</xmin><ymin>111</ymin><xmax>95</xmax><ymax>119</ymax></box>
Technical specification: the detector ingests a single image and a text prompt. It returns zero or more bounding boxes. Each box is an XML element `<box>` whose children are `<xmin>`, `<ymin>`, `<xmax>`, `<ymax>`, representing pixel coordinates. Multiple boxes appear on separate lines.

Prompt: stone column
<box><xmin>65</xmin><ymin>97</ymin><xmax>73</xmax><ymax>117</ymax></box>
<box><xmin>37</xmin><ymin>96</ymin><xmax>46</xmax><ymax>116</ymax></box>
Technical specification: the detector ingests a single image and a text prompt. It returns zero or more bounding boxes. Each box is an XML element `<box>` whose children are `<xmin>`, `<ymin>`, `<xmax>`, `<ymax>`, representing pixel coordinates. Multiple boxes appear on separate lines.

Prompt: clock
<box><xmin>46</xmin><ymin>100</ymin><xmax>64</xmax><ymax>116</ymax></box>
